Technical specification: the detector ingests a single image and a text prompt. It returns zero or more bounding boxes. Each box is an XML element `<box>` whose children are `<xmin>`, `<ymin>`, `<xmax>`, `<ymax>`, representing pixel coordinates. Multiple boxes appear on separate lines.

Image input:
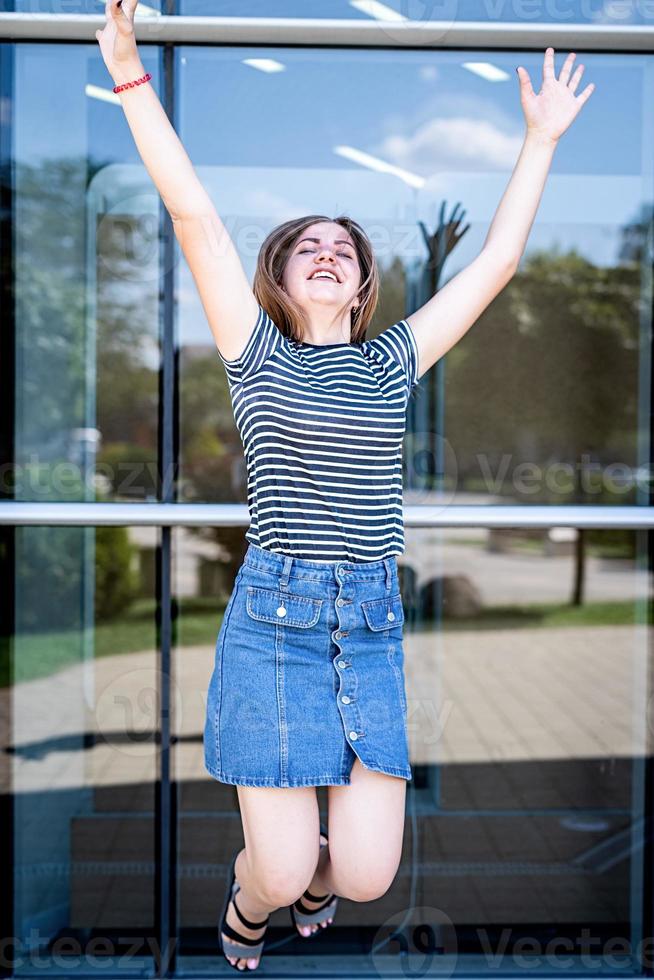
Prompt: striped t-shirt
<box><xmin>217</xmin><ymin>304</ymin><xmax>420</xmax><ymax>562</ymax></box>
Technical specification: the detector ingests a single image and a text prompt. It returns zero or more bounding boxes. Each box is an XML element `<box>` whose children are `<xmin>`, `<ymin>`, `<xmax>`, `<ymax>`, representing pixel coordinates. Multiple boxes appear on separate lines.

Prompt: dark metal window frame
<box><xmin>0</xmin><ymin>12</ymin><xmax>652</xmax><ymax>979</ymax></box>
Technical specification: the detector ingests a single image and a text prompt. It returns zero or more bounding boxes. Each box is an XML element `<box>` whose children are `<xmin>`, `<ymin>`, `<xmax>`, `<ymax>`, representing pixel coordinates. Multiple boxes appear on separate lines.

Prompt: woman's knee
<box><xmin>332</xmin><ymin>863</ymin><xmax>399</xmax><ymax>903</ymax></box>
<box><xmin>248</xmin><ymin>852</ymin><xmax>318</xmax><ymax>908</ymax></box>
<box><xmin>250</xmin><ymin>860</ymin><xmax>315</xmax><ymax>908</ymax></box>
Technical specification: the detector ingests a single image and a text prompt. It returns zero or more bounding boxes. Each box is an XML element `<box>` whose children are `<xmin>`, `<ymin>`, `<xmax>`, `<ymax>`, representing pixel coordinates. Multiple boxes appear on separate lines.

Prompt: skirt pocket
<box><xmin>245</xmin><ymin>586</ymin><xmax>323</xmax><ymax>628</ymax></box>
<box><xmin>360</xmin><ymin>592</ymin><xmax>405</xmax><ymax>632</ymax></box>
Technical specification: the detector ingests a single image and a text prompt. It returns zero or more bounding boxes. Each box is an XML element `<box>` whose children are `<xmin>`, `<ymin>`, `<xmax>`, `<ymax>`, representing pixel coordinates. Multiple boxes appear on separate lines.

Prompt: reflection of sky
<box><xmin>177</xmin><ymin>47</ymin><xmax>639</xmax><ymax>177</ymax></box>
<box><xmin>15</xmin><ymin>42</ymin><xmax>651</xmax><ymax>350</ymax></box>
<box><xmin>8</xmin><ymin>0</ymin><xmax>654</xmax><ymax>25</ymax></box>
<box><xmin>172</xmin><ymin>46</ymin><xmax>646</xmax><ymax>343</ymax></box>
<box><xmin>177</xmin><ymin>0</ymin><xmax>654</xmax><ymax>24</ymax></box>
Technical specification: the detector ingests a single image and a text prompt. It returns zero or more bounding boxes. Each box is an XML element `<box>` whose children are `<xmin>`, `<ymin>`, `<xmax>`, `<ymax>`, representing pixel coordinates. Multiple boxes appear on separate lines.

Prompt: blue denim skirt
<box><xmin>203</xmin><ymin>542</ymin><xmax>412</xmax><ymax>787</ymax></box>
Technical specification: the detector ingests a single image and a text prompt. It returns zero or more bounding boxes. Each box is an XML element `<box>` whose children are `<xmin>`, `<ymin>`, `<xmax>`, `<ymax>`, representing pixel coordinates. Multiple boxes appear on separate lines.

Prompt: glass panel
<box><xmin>1</xmin><ymin>1</ymin><xmax>163</xmax><ymax>14</ymax></box>
<box><xmin>399</xmin><ymin>524</ymin><xmax>651</xmax><ymax>973</ymax></box>
<box><xmin>12</xmin><ymin>43</ymin><xmax>161</xmax><ymax>503</ymax></box>
<box><xmin>176</xmin><ymin>46</ymin><xmax>650</xmax><ymax>508</ymax></box>
<box><xmin>172</xmin><ymin>524</ymin><xmax>652</xmax><ymax>973</ymax></box>
<box><xmin>172</xmin><ymin>524</ymin><xmax>334</xmax><ymax>964</ymax></box>
<box><xmin>5</xmin><ymin>0</ymin><xmax>647</xmax><ymax>22</ymax></box>
<box><xmin>179</xmin><ymin>0</ymin><xmax>382</xmax><ymax>16</ymax></box>
<box><xmin>7</xmin><ymin>525</ymin><xmax>159</xmax><ymax>974</ymax></box>
<box><xmin>178</xmin><ymin>0</ymin><xmax>654</xmax><ymax>25</ymax></box>
<box><xmin>172</xmin><ymin>527</ymin><xmax>245</xmax><ymax>952</ymax></box>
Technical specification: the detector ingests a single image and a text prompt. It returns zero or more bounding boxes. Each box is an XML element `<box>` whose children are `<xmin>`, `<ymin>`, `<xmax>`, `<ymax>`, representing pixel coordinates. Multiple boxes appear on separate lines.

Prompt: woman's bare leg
<box><xmin>221</xmin><ymin>784</ymin><xmax>322</xmax><ymax>970</ymax></box>
<box><xmin>307</xmin><ymin>757</ymin><xmax>407</xmax><ymax>905</ymax></box>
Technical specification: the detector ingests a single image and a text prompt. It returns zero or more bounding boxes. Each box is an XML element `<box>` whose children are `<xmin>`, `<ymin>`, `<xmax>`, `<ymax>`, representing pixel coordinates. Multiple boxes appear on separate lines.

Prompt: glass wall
<box><xmin>4</xmin><ymin>1</ymin><xmax>653</xmax><ymax>27</ymax></box>
<box><xmin>175</xmin><ymin>46</ymin><xmax>649</xmax><ymax>508</ymax></box>
<box><xmin>7</xmin><ymin>525</ymin><xmax>159</xmax><ymax>975</ymax></box>
<box><xmin>12</xmin><ymin>42</ymin><xmax>161</xmax><ymax>506</ymax></box>
<box><xmin>171</xmin><ymin>523</ymin><xmax>653</xmax><ymax>972</ymax></box>
<box><xmin>1</xmin><ymin>27</ymin><xmax>653</xmax><ymax>979</ymax></box>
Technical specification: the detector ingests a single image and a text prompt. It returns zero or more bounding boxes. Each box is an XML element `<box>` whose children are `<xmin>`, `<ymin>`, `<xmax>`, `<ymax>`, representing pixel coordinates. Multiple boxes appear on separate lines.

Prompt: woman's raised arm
<box><xmin>96</xmin><ymin>0</ymin><xmax>260</xmax><ymax>360</ymax></box>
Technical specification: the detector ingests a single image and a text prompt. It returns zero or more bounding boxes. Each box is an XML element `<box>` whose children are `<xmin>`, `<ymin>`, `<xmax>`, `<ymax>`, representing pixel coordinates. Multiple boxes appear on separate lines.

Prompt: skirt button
<box><xmin>341</xmin><ymin>695</ymin><xmax>351</xmax><ymax>704</ymax></box>
<box><xmin>337</xmin><ymin>660</ymin><xmax>347</xmax><ymax>668</ymax></box>
<box><xmin>349</xmin><ymin>731</ymin><xmax>358</xmax><ymax>740</ymax></box>
<box><xmin>334</xmin><ymin>630</ymin><xmax>343</xmax><ymax>639</ymax></box>
<box><xmin>336</xmin><ymin>598</ymin><xmax>345</xmax><ymax>607</ymax></box>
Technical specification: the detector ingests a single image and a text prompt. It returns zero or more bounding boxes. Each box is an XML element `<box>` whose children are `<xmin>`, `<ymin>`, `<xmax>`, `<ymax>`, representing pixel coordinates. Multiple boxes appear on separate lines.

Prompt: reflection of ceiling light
<box><xmin>85</xmin><ymin>83</ymin><xmax>121</xmax><ymax>105</ymax></box>
<box><xmin>349</xmin><ymin>0</ymin><xmax>408</xmax><ymax>20</ymax></box>
<box><xmin>334</xmin><ymin>145</ymin><xmax>425</xmax><ymax>189</ymax></box>
<box><xmin>95</xmin><ymin>0</ymin><xmax>161</xmax><ymax>15</ymax></box>
<box><xmin>560</xmin><ymin>816</ymin><xmax>611</xmax><ymax>833</ymax></box>
<box><xmin>463</xmin><ymin>62</ymin><xmax>511</xmax><ymax>82</ymax></box>
<box><xmin>242</xmin><ymin>58</ymin><xmax>286</xmax><ymax>73</ymax></box>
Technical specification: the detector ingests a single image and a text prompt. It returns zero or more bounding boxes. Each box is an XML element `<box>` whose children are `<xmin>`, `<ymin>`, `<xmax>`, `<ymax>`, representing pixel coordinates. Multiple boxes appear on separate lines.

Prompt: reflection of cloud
<box><xmin>376</xmin><ymin>117</ymin><xmax>523</xmax><ymax>173</ymax></box>
<box><xmin>419</xmin><ymin>65</ymin><xmax>438</xmax><ymax>82</ymax></box>
<box><xmin>239</xmin><ymin>188</ymin><xmax>303</xmax><ymax>223</ymax></box>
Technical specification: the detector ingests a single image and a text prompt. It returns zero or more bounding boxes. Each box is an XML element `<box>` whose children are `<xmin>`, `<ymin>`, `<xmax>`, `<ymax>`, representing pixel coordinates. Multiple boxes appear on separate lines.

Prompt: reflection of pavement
<box><xmin>7</xmin><ymin>620</ymin><xmax>647</xmax><ymax>790</ymax></box>
<box><xmin>7</xmin><ymin>626</ymin><xmax>648</xmax><ymax>932</ymax></box>
<box><xmin>10</xmin><ymin>650</ymin><xmax>158</xmax><ymax>793</ymax></box>
<box><xmin>406</xmin><ymin>623</ymin><xmax>647</xmax><ymax>766</ymax></box>
<box><xmin>403</xmin><ymin>527</ymin><xmax>648</xmax><ymax>604</ymax></box>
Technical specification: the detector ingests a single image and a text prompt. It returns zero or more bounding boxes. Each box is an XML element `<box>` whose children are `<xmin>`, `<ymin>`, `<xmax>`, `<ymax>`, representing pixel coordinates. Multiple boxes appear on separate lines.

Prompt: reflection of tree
<box><xmin>411</xmin><ymin>207</ymin><xmax>643</xmax><ymax>609</ymax></box>
<box><xmin>15</xmin><ymin>518</ymin><xmax>138</xmax><ymax>633</ymax></box>
<box><xmin>15</xmin><ymin>158</ymin><xmax>88</xmax><ymax>466</ymax></box>
<box><xmin>617</xmin><ymin>201</ymin><xmax>651</xmax><ymax>264</ymax></box>
<box><xmin>179</xmin><ymin>335</ymin><xmax>254</xmax><ymax>579</ymax></box>
<box><xmin>14</xmin><ymin>155</ymin><xmax>160</xmax><ymax>499</ymax></box>
<box><xmin>180</xmin><ymin>352</ymin><xmax>235</xmax><ymax>501</ymax></box>
<box><xmin>369</xmin><ymin>255</ymin><xmax>407</xmax><ymax>336</ymax></box>
<box><xmin>444</xmin><ymin>247</ymin><xmax>640</xmax><ymax>504</ymax></box>
<box><xmin>94</xmin><ymin>171</ymin><xmax>159</xmax><ymax>499</ymax></box>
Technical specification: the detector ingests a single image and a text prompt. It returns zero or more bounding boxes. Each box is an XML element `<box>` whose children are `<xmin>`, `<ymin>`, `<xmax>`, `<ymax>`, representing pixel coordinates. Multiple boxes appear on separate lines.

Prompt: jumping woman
<box><xmin>97</xmin><ymin>2</ymin><xmax>594</xmax><ymax>971</ymax></box>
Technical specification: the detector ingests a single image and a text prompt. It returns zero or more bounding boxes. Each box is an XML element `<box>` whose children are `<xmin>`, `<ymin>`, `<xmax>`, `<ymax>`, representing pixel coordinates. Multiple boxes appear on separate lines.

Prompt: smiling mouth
<box><xmin>308</xmin><ymin>273</ymin><xmax>340</xmax><ymax>283</ymax></box>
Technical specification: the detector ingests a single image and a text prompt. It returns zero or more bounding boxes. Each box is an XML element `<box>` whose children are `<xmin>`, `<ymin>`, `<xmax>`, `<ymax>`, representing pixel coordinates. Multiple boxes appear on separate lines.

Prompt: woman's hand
<box><xmin>95</xmin><ymin>0</ymin><xmax>143</xmax><ymax>83</ymax></box>
<box><xmin>516</xmin><ymin>47</ymin><xmax>595</xmax><ymax>144</ymax></box>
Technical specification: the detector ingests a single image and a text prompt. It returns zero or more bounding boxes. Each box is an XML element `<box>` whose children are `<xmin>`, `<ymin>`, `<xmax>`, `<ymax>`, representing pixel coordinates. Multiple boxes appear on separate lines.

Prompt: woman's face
<box><xmin>280</xmin><ymin>221</ymin><xmax>362</xmax><ymax>319</ymax></box>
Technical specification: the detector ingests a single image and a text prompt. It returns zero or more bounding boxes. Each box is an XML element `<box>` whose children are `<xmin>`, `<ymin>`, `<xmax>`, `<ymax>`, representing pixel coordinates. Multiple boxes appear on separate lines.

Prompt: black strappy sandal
<box><xmin>290</xmin><ymin>823</ymin><xmax>339</xmax><ymax>937</ymax></box>
<box><xmin>219</xmin><ymin>851</ymin><xmax>270</xmax><ymax>971</ymax></box>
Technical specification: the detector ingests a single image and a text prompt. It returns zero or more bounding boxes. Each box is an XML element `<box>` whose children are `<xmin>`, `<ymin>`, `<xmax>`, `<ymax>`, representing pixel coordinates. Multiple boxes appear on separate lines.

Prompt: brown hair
<box><xmin>252</xmin><ymin>214</ymin><xmax>379</xmax><ymax>344</ymax></box>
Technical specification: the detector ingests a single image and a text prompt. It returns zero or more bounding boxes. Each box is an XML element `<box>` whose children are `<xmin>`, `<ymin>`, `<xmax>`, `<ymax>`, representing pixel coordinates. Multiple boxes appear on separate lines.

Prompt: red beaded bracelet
<box><xmin>113</xmin><ymin>71</ymin><xmax>152</xmax><ymax>94</ymax></box>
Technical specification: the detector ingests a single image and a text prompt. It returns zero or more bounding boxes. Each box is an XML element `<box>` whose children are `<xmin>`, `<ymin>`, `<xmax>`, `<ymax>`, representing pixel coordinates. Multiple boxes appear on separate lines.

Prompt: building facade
<box><xmin>0</xmin><ymin>3</ymin><xmax>652</xmax><ymax>978</ymax></box>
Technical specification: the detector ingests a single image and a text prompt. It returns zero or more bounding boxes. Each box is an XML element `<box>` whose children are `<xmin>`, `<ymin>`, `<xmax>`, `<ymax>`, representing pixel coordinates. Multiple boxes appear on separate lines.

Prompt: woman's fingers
<box><xmin>111</xmin><ymin>0</ymin><xmax>137</xmax><ymax>36</ymax></box>
<box><xmin>567</xmin><ymin>63</ymin><xmax>585</xmax><ymax>94</ymax></box>
<box><xmin>557</xmin><ymin>50</ymin><xmax>576</xmax><ymax>87</ymax></box>
<box><xmin>117</xmin><ymin>0</ymin><xmax>138</xmax><ymax>21</ymax></box>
